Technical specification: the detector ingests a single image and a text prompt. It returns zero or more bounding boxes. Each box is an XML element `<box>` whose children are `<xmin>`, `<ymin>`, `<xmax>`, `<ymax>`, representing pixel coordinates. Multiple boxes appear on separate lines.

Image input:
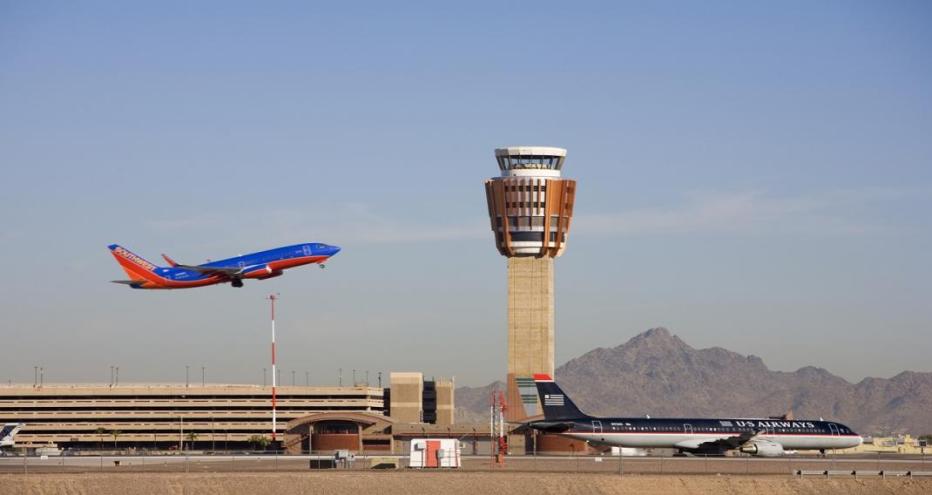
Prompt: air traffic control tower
<box><xmin>485</xmin><ymin>147</ymin><xmax>576</xmax><ymax>421</ymax></box>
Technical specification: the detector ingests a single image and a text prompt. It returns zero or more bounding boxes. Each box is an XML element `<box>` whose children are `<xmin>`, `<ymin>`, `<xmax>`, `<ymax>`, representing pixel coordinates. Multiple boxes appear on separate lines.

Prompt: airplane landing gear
<box><xmin>231</xmin><ymin>279</ymin><xmax>244</xmax><ymax>288</ymax></box>
<box><xmin>319</xmin><ymin>264</ymin><xmax>326</xmax><ymax>269</ymax></box>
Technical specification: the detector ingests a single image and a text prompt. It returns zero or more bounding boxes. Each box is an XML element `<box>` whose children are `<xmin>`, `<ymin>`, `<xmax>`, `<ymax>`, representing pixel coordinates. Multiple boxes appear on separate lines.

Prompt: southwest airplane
<box><xmin>529</xmin><ymin>374</ymin><xmax>862</xmax><ymax>456</ymax></box>
<box><xmin>108</xmin><ymin>243</ymin><xmax>340</xmax><ymax>289</ymax></box>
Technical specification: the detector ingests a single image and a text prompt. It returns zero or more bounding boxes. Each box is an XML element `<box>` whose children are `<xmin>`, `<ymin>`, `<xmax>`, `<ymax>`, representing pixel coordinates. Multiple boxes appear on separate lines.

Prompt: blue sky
<box><xmin>1</xmin><ymin>1</ymin><xmax>930</xmax><ymax>387</ymax></box>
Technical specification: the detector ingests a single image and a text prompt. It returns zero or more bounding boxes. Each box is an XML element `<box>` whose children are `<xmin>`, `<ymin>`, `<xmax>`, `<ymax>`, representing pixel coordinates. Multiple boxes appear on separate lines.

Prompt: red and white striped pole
<box><xmin>269</xmin><ymin>294</ymin><xmax>278</xmax><ymax>443</ymax></box>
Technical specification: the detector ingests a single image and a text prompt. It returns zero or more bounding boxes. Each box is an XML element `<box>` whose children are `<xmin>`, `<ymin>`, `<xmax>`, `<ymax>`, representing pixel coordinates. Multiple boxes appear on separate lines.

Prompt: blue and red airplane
<box><xmin>108</xmin><ymin>243</ymin><xmax>340</xmax><ymax>289</ymax></box>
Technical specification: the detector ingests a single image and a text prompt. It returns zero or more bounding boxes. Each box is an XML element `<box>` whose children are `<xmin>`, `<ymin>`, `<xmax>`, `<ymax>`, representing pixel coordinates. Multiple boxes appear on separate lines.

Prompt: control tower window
<box><xmin>500</xmin><ymin>155</ymin><xmax>563</xmax><ymax>170</ymax></box>
<box><xmin>515</xmin><ymin>156</ymin><xmax>551</xmax><ymax>169</ymax></box>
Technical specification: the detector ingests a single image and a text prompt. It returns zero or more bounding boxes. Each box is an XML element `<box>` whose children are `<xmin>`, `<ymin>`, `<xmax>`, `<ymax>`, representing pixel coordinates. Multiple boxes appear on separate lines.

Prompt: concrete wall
<box><xmin>435</xmin><ymin>379</ymin><xmax>454</xmax><ymax>426</ymax></box>
<box><xmin>506</xmin><ymin>257</ymin><xmax>554</xmax><ymax>421</ymax></box>
<box><xmin>389</xmin><ymin>372</ymin><xmax>423</xmax><ymax>424</ymax></box>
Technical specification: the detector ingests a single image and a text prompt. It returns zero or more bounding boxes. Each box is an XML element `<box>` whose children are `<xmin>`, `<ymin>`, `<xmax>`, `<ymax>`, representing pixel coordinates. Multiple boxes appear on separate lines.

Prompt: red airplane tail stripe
<box><xmin>114</xmin><ymin>258</ymin><xmax>161</xmax><ymax>283</ymax></box>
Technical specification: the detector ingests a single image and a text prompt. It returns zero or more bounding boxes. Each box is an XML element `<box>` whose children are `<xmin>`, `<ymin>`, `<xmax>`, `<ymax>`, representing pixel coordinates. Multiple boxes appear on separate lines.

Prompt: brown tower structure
<box><xmin>484</xmin><ymin>147</ymin><xmax>576</xmax><ymax>421</ymax></box>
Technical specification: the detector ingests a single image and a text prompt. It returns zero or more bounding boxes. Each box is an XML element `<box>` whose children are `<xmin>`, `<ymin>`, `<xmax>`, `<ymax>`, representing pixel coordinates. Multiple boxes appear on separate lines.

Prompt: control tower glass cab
<box><xmin>485</xmin><ymin>147</ymin><xmax>576</xmax><ymax>258</ymax></box>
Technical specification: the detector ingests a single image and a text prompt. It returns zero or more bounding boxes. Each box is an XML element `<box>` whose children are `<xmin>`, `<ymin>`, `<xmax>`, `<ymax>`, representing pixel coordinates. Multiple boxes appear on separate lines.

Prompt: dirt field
<box><xmin>2</xmin><ymin>472</ymin><xmax>930</xmax><ymax>495</ymax></box>
<box><xmin>2</xmin><ymin>454</ymin><xmax>930</xmax><ymax>475</ymax></box>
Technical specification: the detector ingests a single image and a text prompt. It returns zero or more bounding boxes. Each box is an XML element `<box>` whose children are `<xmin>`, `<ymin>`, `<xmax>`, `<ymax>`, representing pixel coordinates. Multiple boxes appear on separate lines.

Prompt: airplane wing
<box><xmin>111</xmin><ymin>280</ymin><xmax>144</xmax><ymax>285</ymax></box>
<box><xmin>676</xmin><ymin>429</ymin><xmax>759</xmax><ymax>451</ymax></box>
<box><xmin>175</xmin><ymin>264</ymin><xmax>242</xmax><ymax>277</ymax></box>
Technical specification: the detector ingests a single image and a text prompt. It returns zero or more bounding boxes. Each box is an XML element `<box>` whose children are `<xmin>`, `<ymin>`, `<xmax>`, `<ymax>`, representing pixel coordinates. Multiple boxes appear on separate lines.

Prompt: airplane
<box><xmin>528</xmin><ymin>374</ymin><xmax>862</xmax><ymax>456</ymax></box>
<box><xmin>108</xmin><ymin>243</ymin><xmax>340</xmax><ymax>289</ymax></box>
<box><xmin>0</xmin><ymin>423</ymin><xmax>23</xmax><ymax>450</ymax></box>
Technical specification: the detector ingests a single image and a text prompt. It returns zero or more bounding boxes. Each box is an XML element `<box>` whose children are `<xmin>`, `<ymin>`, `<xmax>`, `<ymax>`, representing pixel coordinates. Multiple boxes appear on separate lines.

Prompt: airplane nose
<box><xmin>328</xmin><ymin>245</ymin><xmax>341</xmax><ymax>256</ymax></box>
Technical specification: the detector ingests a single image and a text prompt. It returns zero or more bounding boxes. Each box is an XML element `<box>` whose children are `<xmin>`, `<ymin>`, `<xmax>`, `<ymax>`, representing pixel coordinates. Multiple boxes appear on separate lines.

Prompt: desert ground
<box><xmin>2</xmin><ymin>471</ymin><xmax>931</xmax><ymax>495</ymax></box>
<box><xmin>2</xmin><ymin>456</ymin><xmax>931</xmax><ymax>494</ymax></box>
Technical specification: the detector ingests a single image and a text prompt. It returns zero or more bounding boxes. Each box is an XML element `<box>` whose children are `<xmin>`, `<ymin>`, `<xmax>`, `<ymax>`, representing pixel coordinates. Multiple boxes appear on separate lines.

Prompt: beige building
<box><xmin>0</xmin><ymin>373</ymin><xmax>454</xmax><ymax>452</ymax></box>
<box><xmin>387</xmin><ymin>372</ymin><xmax>454</xmax><ymax>425</ymax></box>
<box><xmin>839</xmin><ymin>435</ymin><xmax>929</xmax><ymax>455</ymax></box>
<box><xmin>388</xmin><ymin>372</ymin><xmax>423</xmax><ymax>423</ymax></box>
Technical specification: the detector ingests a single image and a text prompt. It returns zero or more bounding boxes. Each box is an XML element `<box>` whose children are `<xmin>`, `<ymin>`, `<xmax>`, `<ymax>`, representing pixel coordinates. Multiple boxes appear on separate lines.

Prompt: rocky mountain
<box><xmin>456</xmin><ymin>328</ymin><xmax>932</xmax><ymax>435</ymax></box>
<box><xmin>453</xmin><ymin>380</ymin><xmax>504</xmax><ymax>424</ymax></box>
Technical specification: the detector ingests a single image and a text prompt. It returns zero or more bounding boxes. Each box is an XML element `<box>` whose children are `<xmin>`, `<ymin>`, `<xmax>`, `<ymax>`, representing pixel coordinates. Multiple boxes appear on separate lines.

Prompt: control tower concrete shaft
<box><xmin>484</xmin><ymin>146</ymin><xmax>576</xmax><ymax>421</ymax></box>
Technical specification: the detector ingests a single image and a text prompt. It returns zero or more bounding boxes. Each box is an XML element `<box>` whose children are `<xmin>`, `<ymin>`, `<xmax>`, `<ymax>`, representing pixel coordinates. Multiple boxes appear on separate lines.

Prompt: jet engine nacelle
<box><xmin>242</xmin><ymin>265</ymin><xmax>283</xmax><ymax>280</ymax></box>
<box><xmin>256</xmin><ymin>270</ymin><xmax>283</xmax><ymax>280</ymax></box>
<box><xmin>741</xmin><ymin>440</ymin><xmax>785</xmax><ymax>457</ymax></box>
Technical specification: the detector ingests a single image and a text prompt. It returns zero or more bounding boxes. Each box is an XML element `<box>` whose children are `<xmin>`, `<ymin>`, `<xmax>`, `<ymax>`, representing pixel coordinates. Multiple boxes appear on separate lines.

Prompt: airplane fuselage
<box><xmin>534</xmin><ymin>416</ymin><xmax>862</xmax><ymax>453</ymax></box>
<box><xmin>109</xmin><ymin>243</ymin><xmax>340</xmax><ymax>289</ymax></box>
<box><xmin>530</xmin><ymin>374</ymin><xmax>861</xmax><ymax>456</ymax></box>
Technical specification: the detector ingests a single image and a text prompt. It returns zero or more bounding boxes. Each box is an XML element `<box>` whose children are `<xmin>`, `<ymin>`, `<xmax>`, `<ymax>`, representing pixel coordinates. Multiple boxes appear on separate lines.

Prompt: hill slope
<box><xmin>456</xmin><ymin>328</ymin><xmax>932</xmax><ymax>434</ymax></box>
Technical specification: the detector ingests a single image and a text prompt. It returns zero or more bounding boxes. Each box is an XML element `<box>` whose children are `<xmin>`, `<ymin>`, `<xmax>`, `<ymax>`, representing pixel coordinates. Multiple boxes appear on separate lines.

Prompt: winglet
<box><xmin>533</xmin><ymin>374</ymin><xmax>553</xmax><ymax>382</ymax></box>
<box><xmin>161</xmin><ymin>254</ymin><xmax>178</xmax><ymax>267</ymax></box>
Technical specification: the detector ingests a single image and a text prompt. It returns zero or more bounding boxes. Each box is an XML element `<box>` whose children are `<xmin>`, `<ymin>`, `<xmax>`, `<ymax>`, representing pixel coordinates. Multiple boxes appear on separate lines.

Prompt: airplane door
<box><xmin>238</xmin><ymin>261</ymin><xmax>245</xmax><ymax>270</ymax></box>
<box><xmin>302</xmin><ymin>245</ymin><xmax>312</xmax><ymax>256</ymax></box>
<box><xmin>828</xmin><ymin>424</ymin><xmax>839</xmax><ymax>436</ymax></box>
<box><xmin>683</xmin><ymin>423</ymin><xmax>694</xmax><ymax>435</ymax></box>
<box><xmin>592</xmin><ymin>420</ymin><xmax>602</xmax><ymax>434</ymax></box>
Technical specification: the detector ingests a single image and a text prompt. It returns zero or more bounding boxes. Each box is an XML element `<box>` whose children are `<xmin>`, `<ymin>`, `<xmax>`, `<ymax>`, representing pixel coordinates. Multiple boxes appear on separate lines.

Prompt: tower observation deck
<box><xmin>484</xmin><ymin>147</ymin><xmax>576</xmax><ymax>422</ymax></box>
<box><xmin>485</xmin><ymin>147</ymin><xmax>576</xmax><ymax>257</ymax></box>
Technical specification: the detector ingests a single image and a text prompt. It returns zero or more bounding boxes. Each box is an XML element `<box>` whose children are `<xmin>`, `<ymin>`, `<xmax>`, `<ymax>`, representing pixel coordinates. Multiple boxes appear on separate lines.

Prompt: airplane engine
<box><xmin>256</xmin><ymin>270</ymin><xmax>283</xmax><ymax>280</ymax></box>
<box><xmin>741</xmin><ymin>440</ymin><xmax>785</xmax><ymax>457</ymax></box>
<box><xmin>242</xmin><ymin>265</ymin><xmax>282</xmax><ymax>280</ymax></box>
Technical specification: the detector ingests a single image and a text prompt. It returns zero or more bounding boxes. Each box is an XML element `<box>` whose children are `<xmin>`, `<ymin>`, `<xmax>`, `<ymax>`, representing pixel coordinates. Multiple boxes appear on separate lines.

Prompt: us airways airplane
<box><xmin>529</xmin><ymin>374</ymin><xmax>862</xmax><ymax>456</ymax></box>
<box><xmin>108</xmin><ymin>243</ymin><xmax>340</xmax><ymax>289</ymax></box>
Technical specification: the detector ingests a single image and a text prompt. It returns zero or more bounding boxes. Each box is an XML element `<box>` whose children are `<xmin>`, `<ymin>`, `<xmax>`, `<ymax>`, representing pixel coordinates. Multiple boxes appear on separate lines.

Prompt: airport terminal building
<box><xmin>0</xmin><ymin>372</ymin><xmax>475</xmax><ymax>454</ymax></box>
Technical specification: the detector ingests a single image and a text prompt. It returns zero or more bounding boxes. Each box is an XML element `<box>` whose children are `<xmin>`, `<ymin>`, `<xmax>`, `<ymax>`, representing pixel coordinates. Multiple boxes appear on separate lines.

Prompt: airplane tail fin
<box><xmin>533</xmin><ymin>374</ymin><xmax>587</xmax><ymax>421</ymax></box>
<box><xmin>108</xmin><ymin>244</ymin><xmax>159</xmax><ymax>280</ymax></box>
<box><xmin>0</xmin><ymin>423</ymin><xmax>23</xmax><ymax>448</ymax></box>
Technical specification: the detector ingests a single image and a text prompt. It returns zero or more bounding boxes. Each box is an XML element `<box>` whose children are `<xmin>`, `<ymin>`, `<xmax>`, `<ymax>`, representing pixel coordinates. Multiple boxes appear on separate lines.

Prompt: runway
<box><xmin>0</xmin><ymin>453</ymin><xmax>929</xmax><ymax>475</ymax></box>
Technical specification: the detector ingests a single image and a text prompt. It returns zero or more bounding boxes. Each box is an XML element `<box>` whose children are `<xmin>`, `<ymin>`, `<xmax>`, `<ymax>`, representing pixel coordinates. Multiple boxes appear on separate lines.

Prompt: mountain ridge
<box><xmin>455</xmin><ymin>328</ymin><xmax>932</xmax><ymax>434</ymax></box>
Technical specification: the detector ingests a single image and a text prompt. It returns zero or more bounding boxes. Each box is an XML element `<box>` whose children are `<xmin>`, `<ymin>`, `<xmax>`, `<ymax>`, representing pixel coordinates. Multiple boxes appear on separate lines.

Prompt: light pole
<box><xmin>109</xmin><ymin>366</ymin><xmax>114</xmax><ymax>387</ymax></box>
<box><xmin>114</xmin><ymin>366</ymin><xmax>119</xmax><ymax>386</ymax></box>
<box><xmin>268</xmin><ymin>294</ymin><xmax>279</xmax><ymax>442</ymax></box>
<box><xmin>263</xmin><ymin>368</ymin><xmax>267</xmax><ymax>387</ymax></box>
<box><xmin>185</xmin><ymin>365</ymin><xmax>190</xmax><ymax>388</ymax></box>
<box><xmin>201</xmin><ymin>366</ymin><xmax>205</xmax><ymax>387</ymax></box>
